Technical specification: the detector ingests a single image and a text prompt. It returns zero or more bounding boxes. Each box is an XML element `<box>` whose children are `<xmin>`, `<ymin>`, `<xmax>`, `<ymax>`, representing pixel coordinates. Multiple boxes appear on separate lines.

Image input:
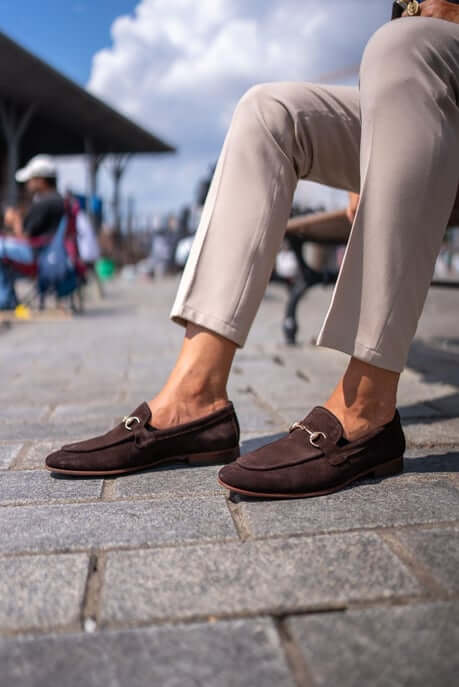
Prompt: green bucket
<box><xmin>95</xmin><ymin>258</ymin><xmax>116</xmax><ymax>281</ymax></box>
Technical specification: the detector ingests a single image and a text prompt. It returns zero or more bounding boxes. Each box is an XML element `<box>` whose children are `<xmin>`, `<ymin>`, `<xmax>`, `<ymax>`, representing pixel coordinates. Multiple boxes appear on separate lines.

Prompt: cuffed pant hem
<box><xmin>316</xmin><ymin>332</ymin><xmax>404</xmax><ymax>374</ymax></box>
<box><xmin>169</xmin><ymin>304</ymin><xmax>246</xmax><ymax>348</ymax></box>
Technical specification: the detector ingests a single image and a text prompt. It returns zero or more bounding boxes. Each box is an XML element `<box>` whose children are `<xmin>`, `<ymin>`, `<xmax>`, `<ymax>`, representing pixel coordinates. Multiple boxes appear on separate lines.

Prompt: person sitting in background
<box><xmin>0</xmin><ymin>155</ymin><xmax>64</xmax><ymax>309</ymax></box>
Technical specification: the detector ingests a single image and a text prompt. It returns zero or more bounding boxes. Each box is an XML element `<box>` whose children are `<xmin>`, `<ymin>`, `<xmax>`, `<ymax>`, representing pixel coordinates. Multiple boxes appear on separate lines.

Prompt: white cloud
<box><xmin>58</xmin><ymin>0</ymin><xmax>389</xmax><ymax>220</ymax></box>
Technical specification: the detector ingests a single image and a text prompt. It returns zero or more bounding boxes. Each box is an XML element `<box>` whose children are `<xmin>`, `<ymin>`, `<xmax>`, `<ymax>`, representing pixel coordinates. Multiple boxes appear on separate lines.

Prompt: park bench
<box><xmin>283</xmin><ymin>198</ymin><xmax>459</xmax><ymax>345</ymax></box>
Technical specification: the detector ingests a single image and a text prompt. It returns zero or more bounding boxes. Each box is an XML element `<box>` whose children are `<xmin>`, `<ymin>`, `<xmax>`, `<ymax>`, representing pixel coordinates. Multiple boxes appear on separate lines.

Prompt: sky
<box><xmin>0</xmin><ymin>0</ymin><xmax>390</xmax><ymax>223</ymax></box>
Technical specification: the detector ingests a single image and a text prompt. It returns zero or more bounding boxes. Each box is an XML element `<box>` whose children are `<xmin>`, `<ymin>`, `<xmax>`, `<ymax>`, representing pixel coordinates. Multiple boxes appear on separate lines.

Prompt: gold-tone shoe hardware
<box><xmin>123</xmin><ymin>415</ymin><xmax>141</xmax><ymax>431</ymax></box>
<box><xmin>289</xmin><ymin>422</ymin><xmax>327</xmax><ymax>448</ymax></box>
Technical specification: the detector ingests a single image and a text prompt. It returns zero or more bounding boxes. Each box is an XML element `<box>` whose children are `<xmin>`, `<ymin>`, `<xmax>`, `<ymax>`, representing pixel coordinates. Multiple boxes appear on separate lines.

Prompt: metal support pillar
<box><xmin>0</xmin><ymin>101</ymin><xmax>36</xmax><ymax>205</ymax></box>
<box><xmin>109</xmin><ymin>153</ymin><xmax>131</xmax><ymax>235</ymax></box>
<box><xmin>84</xmin><ymin>138</ymin><xmax>105</xmax><ymax>232</ymax></box>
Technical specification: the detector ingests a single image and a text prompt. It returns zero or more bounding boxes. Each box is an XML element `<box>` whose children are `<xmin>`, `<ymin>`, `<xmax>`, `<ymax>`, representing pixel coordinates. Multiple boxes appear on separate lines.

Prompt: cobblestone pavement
<box><xmin>1</xmin><ymin>276</ymin><xmax>458</xmax><ymax>686</ymax></box>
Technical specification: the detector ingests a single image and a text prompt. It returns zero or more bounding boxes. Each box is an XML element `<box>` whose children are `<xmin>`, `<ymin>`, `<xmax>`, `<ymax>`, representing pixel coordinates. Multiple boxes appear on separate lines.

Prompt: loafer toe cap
<box><xmin>219</xmin><ymin>462</ymin><xmax>283</xmax><ymax>494</ymax></box>
<box><xmin>45</xmin><ymin>449</ymin><xmax>111</xmax><ymax>473</ymax></box>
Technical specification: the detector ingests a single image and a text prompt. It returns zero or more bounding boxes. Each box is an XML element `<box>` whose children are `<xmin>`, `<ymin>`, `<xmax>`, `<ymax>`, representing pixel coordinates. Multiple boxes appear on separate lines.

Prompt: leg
<box><xmin>154</xmin><ymin>82</ymin><xmax>360</xmax><ymax>427</ymax></box>
<box><xmin>0</xmin><ymin>237</ymin><xmax>34</xmax><ymax>309</ymax></box>
<box><xmin>46</xmin><ymin>81</ymin><xmax>365</xmax><ymax>475</ymax></box>
<box><xmin>319</xmin><ymin>17</ymin><xmax>459</xmax><ymax>439</ymax></box>
<box><xmin>218</xmin><ymin>17</ymin><xmax>459</xmax><ymax>498</ymax></box>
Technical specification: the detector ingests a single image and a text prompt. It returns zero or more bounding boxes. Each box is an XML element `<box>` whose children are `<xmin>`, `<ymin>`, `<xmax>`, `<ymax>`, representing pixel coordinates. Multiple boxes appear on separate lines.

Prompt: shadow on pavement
<box><xmin>407</xmin><ymin>338</ymin><xmax>459</xmax><ymax>389</ymax></box>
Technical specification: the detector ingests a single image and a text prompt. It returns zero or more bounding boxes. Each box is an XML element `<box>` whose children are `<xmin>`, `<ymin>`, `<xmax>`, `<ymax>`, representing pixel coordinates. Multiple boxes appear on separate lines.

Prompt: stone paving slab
<box><xmin>13</xmin><ymin>442</ymin><xmax>63</xmax><ymax>470</ymax></box>
<box><xmin>232</xmin><ymin>398</ymin><xmax>285</xmax><ymax>434</ymax></box>
<box><xmin>0</xmin><ymin>470</ymin><xmax>103</xmax><ymax>506</ymax></box>
<box><xmin>1</xmin><ymin>276</ymin><xmax>458</xmax><ymax>684</ymax></box>
<box><xmin>396</xmin><ymin>368</ymin><xmax>457</xmax><ymax>408</ymax></box>
<box><xmin>393</xmin><ymin>527</ymin><xmax>459</xmax><ymax>593</ymax></box>
<box><xmin>403</xmin><ymin>446</ymin><xmax>459</xmax><ymax>475</ymax></box>
<box><xmin>112</xmin><ymin>465</ymin><xmax>224</xmax><ymax>499</ymax></box>
<box><xmin>0</xmin><ymin>419</ymin><xmax>115</xmax><ymax>442</ymax></box>
<box><xmin>287</xmin><ymin>601</ymin><xmax>459</xmax><ymax>687</ymax></box>
<box><xmin>244</xmin><ymin>366</ymin><xmax>452</xmax><ymax>423</ymax></box>
<box><xmin>0</xmin><ymin>553</ymin><xmax>89</xmax><ymax>634</ymax></box>
<box><xmin>101</xmin><ymin>533</ymin><xmax>419</xmax><ymax>625</ymax></box>
<box><xmin>405</xmin><ymin>417</ymin><xmax>459</xmax><ymax>447</ymax></box>
<box><xmin>233</xmin><ymin>476</ymin><xmax>459</xmax><ymax>538</ymax></box>
<box><xmin>0</xmin><ymin>498</ymin><xmax>236</xmax><ymax>554</ymax></box>
<box><xmin>429</xmin><ymin>391</ymin><xmax>459</xmax><ymax>418</ymax></box>
<box><xmin>0</xmin><ymin>618</ymin><xmax>294</xmax><ymax>687</ymax></box>
<box><xmin>249</xmin><ymin>376</ymin><xmax>336</xmax><ymax>417</ymax></box>
<box><xmin>240</xmin><ymin>432</ymin><xmax>286</xmax><ymax>455</ymax></box>
<box><xmin>0</xmin><ymin>443</ymin><xmax>23</xmax><ymax>469</ymax></box>
<box><xmin>49</xmin><ymin>402</ymin><xmax>130</xmax><ymax>422</ymax></box>
<box><xmin>2</xmin><ymin>406</ymin><xmax>50</xmax><ymax>423</ymax></box>
<box><xmin>0</xmin><ymin>386</ymin><xmax>125</xmax><ymax>405</ymax></box>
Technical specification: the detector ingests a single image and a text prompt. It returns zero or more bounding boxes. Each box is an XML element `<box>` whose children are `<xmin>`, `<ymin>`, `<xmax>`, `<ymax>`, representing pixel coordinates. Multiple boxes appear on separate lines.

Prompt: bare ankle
<box><xmin>148</xmin><ymin>385</ymin><xmax>229</xmax><ymax>429</ymax></box>
<box><xmin>324</xmin><ymin>358</ymin><xmax>398</xmax><ymax>441</ymax></box>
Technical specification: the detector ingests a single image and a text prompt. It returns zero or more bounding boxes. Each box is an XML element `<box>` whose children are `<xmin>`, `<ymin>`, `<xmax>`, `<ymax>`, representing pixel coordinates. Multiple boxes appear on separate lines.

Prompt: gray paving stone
<box><xmin>113</xmin><ymin>465</ymin><xmax>224</xmax><ymax>498</ymax></box>
<box><xmin>429</xmin><ymin>390</ymin><xmax>459</xmax><ymax>418</ymax></box>
<box><xmin>397</xmin><ymin>402</ymin><xmax>443</xmax><ymax>420</ymax></box>
<box><xmin>2</xmin><ymin>406</ymin><xmax>50</xmax><ymax>423</ymax></box>
<box><xmin>288</xmin><ymin>601</ymin><xmax>459</xmax><ymax>687</ymax></box>
<box><xmin>0</xmin><ymin>443</ymin><xmax>22</xmax><ymax>469</ymax></box>
<box><xmin>0</xmin><ymin>418</ymin><xmax>114</xmax><ymax>442</ymax></box>
<box><xmin>14</xmin><ymin>441</ymin><xmax>63</xmax><ymax>469</ymax></box>
<box><xmin>232</xmin><ymin>398</ymin><xmax>285</xmax><ymax>434</ymax></box>
<box><xmin>407</xmin><ymin>335</ymin><xmax>459</xmax><ymax>387</ymax></box>
<box><xmin>397</xmin><ymin>368</ymin><xmax>457</xmax><ymax>411</ymax></box>
<box><xmin>0</xmin><ymin>553</ymin><xmax>89</xmax><ymax>633</ymax></box>
<box><xmin>0</xmin><ymin>386</ymin><xmax>71</xmax><ymax>405</ymax></box>
<box><xmin>250</xmin><ymin>376</ymin><xmax>337</xmax><ymax>416</ymax></box>
<box><xmin>101</xmin><ymin>533</ymin><xmax>419</xmax><ymax>624</ymax></box>
<box><xmin>404</xmin><ymin>446</ymin><xmax>459</xmax><ymax>475</ymax></box>
<box><xmin>0</xmin><ymin>498</ymin><xmax>236</xmax><ymax>554</ymax></box>
<box><xmin>394</xmin><ymin>527</ymin><xmax>459</xmax><ymax>593</ymax></box>
<box><xmin>405</xmin><ymin>417</ymin><xmax>459</xmax><ymax>447</ymax></box>
<box><xmin>240</xmin><ymin>432</ymin><xmax>287</xmax><ymax>458</ymax></box>
<box><xmin>50</xmin><ymin>402</ymin><xmax>129</xmax><ymax>422</ymax></box>
<box><xmin>0</xmin><ymin>618</ymin><xmax>294</xmax><ymax>687</ymax></box>
<box><xmin>0</xmin><ymin>470</ymin><xmax>103</xmax><ymax>506</ymax></box>
<box><xmin>235</xmin><ymin>477</ymin><xmax>459</xmax><ymax>538</ymax></box>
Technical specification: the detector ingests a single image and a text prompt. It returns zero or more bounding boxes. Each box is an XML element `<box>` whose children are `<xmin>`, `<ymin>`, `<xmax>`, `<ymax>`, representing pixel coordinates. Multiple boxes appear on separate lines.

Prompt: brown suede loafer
<box><xmin>218</xmin><ymin>406</ymin><xmax>405</xmax><ymax>499</ymax></box>
<box><xmin>46</xmin><ymin>401</ymin><xmax>240</xmax><ymax>476</ymax></box>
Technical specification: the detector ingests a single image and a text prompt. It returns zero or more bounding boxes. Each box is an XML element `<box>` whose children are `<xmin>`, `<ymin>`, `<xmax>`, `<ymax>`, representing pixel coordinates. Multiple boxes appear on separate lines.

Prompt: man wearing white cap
<box><xmin>0</xmin><ymin>155</ymin><xmax>64</xmax><ymax>309</ymax></box>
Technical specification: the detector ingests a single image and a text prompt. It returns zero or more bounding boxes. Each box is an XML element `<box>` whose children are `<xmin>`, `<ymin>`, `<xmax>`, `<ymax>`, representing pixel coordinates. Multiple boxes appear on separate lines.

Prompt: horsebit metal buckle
<box><xmin>123</xmin><ymin>415</ymin><xmax>141</xmax><ymax>431</ymax></box>
<box><xmin>288</xmin><ymin>422</ymin><xmax>327</xmax><ymax>448</ymax></box>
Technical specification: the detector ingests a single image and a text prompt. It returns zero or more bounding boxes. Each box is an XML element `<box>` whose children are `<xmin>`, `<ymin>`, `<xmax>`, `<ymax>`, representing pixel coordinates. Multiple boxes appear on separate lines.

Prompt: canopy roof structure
<box><xmin>0</xmin><ymin>31</ymin><xmax>175</xmax><ymax>159</ymax></box>
<box><xmin>0</xmin><ymin>31</ymin><xmax>176</xmax><ymax>207</ymax></box>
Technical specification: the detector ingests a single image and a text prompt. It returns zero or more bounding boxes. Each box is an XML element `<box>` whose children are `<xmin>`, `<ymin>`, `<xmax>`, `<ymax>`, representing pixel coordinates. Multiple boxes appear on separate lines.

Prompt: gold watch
<box><xmin>394</xmin><ymin>0</ymin><xmax>421</xmax><ymax>15</ymax></box>
<box><xmin>407</xmin><ymin>1</ymin><xmax>421</xmax><ymax>16</ymax></box>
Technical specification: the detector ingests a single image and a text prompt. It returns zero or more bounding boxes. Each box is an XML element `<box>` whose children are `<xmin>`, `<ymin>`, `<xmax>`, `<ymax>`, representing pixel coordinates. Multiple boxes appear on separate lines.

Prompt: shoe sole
<box><xmin>46</xmin><ymin>446</ymin><xmax>240</xmax><ymax>476</ymax></box>
<box><xmin>217</xmin><ymin>456</ymin><xmax>404</xmax><ymax>499</ymax></box>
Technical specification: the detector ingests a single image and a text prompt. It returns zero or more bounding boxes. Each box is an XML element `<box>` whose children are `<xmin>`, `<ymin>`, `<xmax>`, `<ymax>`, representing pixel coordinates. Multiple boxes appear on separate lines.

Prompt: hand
<box><xmin>346</xmin><ymin>192</ymin><xmax>360</xmax><ymax>224</ymax></box>
<box><xmin>4</xmin><ymin>207</ymin><xmax>18</xmax><ymax>228</ymax></box>
<box><xmin>403</xmin><ymin>0</ymin><xmax>459</xmax><ymax>23</ymax></box>
<box><xmin>4</xmin><ymin>207</ymin><xmax>24</xmax><ymax>237</ymax></box>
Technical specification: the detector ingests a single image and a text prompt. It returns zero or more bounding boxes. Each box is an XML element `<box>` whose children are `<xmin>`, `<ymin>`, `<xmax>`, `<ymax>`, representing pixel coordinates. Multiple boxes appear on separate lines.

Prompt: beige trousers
<box><xmin>171</xmin><ymin>17</ymin><xmax>459</xmax><ymax>373</ymax></box>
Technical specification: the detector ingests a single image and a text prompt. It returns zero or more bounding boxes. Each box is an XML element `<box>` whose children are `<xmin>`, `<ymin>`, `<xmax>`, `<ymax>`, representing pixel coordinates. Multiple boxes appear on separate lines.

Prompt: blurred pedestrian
<box><xmin>0</xmin><ymin>155</ymin><xmax>63</xmax><ymax>309</ymax></box>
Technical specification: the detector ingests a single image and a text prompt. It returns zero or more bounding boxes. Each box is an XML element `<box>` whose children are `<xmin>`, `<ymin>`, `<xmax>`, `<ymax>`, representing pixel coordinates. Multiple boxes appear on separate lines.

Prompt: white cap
<box><xmin>15</xmin><ymin>155</ymin><xmax>57</xmax><ymax>183</ymax></box>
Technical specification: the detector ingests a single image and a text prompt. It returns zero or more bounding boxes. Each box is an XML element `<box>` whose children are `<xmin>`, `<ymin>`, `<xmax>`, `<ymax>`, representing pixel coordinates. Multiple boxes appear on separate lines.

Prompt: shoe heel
<box><xmin>370</xmin><ymin>456</ymin><xmax>404</xmax><ymax>478</ymax></box>
<box><xmin>187</xmin><ymin>446</ymin><xmax>240</xmax><ymax>466</ymax></box>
